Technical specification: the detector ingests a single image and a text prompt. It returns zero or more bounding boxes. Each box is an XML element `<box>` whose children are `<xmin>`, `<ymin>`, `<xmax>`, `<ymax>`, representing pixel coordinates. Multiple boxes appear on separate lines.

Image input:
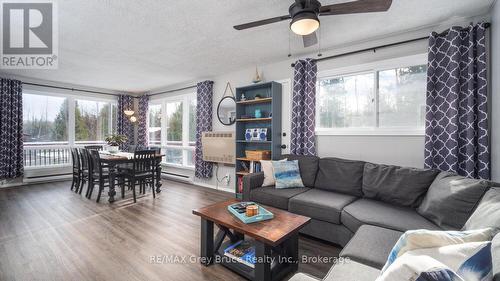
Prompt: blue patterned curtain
<box><xmin>195</xmin><ymin>81</ymin><xmax>213</xmax><ymax>178</ymax></box>
<box><xmin>117</xmin><ymin>95</ymin><xmax>134</xmax><ymax>150</ymax></box>
<box><xmin>137</xmin><ymin>95</ymin><xmax>149</xmax><ymax>148</ymax></box>
<box><xmin>0</xmin><ymin>78</ymin><xmax>23</xmax><ymax>179</ymax></box>
<box><xmin>424</xmin><ymin>23</ymin><xmax>489</xmax><ymax>179</ymax></box>
<box><xmin>291</xmin><ymin>58</ymin><xmax>317</xmax><ymax>156</ymax></box>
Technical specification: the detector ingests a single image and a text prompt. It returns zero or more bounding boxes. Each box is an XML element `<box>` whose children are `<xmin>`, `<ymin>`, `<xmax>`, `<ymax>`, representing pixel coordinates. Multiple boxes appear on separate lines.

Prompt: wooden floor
<box><xmin>0</xmin><ymin>180</ymin><xmax>341</xmax><ymax>281</ymax></box>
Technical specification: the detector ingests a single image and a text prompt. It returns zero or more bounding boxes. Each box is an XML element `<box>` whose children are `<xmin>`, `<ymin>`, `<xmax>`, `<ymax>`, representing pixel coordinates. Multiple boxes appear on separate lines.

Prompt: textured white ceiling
<box><xmin>0</xmin><ymin>0</ymin><xmax>494</xmax><ymax>92</ymax></box>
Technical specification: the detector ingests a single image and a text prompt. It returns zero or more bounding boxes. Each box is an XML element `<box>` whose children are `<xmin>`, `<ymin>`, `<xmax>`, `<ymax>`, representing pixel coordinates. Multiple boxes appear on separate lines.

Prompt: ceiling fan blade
<box><xmin>234</xmin><ymin>15</ymin><xmax>291</xmax><ymax>30</ymax></box>
<box><xmin>303</xmin><ymin>32</ymin><xmax>318</xmax><ymax>48</ymax></box>
<box><xmin>319</xmin><ymin>0</ymin><xmax>392</xmax><ymax>16</ymax></box>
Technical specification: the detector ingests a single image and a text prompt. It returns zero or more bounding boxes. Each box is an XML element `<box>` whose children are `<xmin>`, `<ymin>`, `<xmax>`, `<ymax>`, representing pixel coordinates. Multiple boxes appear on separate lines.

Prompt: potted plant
<box><xmin>105</xmin><ymin>134</ymin><xmax>128</xmax><ymax>153</ymax></box>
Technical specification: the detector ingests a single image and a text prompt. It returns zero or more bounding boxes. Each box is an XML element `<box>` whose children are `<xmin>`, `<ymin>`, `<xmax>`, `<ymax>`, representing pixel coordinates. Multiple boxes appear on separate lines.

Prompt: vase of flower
<box><xmin>105</xmin><ymin>134</ymin><xmax>128</xmax><ymax>154</ymax></box>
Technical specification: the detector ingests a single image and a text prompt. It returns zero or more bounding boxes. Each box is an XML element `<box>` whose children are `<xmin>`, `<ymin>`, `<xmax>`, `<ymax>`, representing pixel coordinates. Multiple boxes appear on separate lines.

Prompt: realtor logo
<box><xmin>1</xmin><ymin>1</ymin><xmax>58</xmax><ymax>69</ymax></box>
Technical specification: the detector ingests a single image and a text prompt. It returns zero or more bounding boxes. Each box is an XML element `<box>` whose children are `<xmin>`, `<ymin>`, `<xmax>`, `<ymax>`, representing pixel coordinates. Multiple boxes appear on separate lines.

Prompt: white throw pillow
<box><xmin>377</xmin><ymin>241</ymin><xmax>493</xmax><ymax>281</ymax></box>
<box><xmin>261</xmin><ymin>159</ymin><xmax>286</xmax><ymax>187</ymax></box>
<box><xmin>382</xmin><ymin>228</ymin><xmax>493</xmax><ymax>272</ymax></box>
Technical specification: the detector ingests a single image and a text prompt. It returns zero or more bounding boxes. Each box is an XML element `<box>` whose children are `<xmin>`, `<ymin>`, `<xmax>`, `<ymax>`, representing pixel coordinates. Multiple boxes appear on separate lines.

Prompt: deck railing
<box><xmin>24</xmin><ymin>144</ymin><xmax>71</xmax><ymax>167</ymax></box>
<box><xmin>23</xmin><ymin>142</ymin><xmax>105</xmax><ymax>168</ymax></box>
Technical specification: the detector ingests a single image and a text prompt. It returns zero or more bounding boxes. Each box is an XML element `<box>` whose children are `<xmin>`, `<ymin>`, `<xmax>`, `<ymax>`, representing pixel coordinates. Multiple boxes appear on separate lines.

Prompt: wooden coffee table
<box><xmin>192</xmin><ymin>199</ymin><xmax>310</xmax><ymax>281</ymax></box>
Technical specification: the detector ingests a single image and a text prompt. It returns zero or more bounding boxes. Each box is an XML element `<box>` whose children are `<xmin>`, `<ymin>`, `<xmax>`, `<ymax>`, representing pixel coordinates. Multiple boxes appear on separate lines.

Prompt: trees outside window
<box><xmin>75</xmin><ymin>100</ymin><xmax>115</xmax><ymax>142</ymax></box>
<box><xmin>148</xmin><ymin>104</ymin><xmax>161</xmax><ymax>145</ymax></box>
<box><xmin>148</xmin><ymin>94</ymin><xmax>196</xmax><ymax>167</ymax></box>
<box><xmin>317</xmin><ymin>60</ymin><xmax>427</xmax><ymax>135</ymax></box>
<box><xmin>23</xmin><ymin>93</ymin><xmax>68</xmax><ymax>143</ymax></box>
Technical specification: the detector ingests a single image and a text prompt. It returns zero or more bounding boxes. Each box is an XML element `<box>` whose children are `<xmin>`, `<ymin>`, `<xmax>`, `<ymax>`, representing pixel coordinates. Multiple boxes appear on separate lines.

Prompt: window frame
<box><xmin>148</xmin><ymin>93</ymin><xmax>196</xmax><ymax>169</ymax></box>
<box><xmin>316</xmin><ymin>54</ymin><xmax>427</xmax><ymax>136</ymax></box>
<box><xmin>23</xmin><ymin>89</ymin><xmax>118</xmax><ymax>145</ymax></box>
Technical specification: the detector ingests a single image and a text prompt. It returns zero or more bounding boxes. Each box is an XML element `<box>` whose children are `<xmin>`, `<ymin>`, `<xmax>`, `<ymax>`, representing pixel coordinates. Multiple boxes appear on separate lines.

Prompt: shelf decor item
<box><xmin>105</xmin><ymin>134</ymin><xmax>128</xmax><ymax>153</ymax></box>
<box><xmin>252</xmin><ymin>67</ymin><xmax>262</xmax><ymax>84</ymax></box>
<box><xmin>254</xmin><ymin>109</ymin><xmax>262</xmax><ymax>118</ymax></box>
<box><xmin>245</xmin><ymin>150</ymin><xmax>271</xmax><ymax>160</ymax></box>
<box><xmin>245</xmin><ymin>128</ymin><xmax>268</xmax><ymax>141</ymax></box>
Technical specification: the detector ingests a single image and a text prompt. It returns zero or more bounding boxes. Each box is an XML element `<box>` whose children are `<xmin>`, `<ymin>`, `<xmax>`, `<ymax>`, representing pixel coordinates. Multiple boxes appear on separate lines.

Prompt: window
<box><xmin>378</xmin><ymin>66</ymin><xmax>427</xmax><ymax>128</ymax></box>
<box><xmin>75</xmin><ymin>99</ymin><xmax>116</xmax><ymax>143</ymax></box>
<box><xmin>166</xmin><ymin>101</ymin><xmax>183</xmax><ymax>146</ymax></box>
<box><xmin>317</xmin><ymin>56</ymin><xmax>427</xmax><ymax>135</ymax></box>
<box><xmin>148</xmin><ymin>93</ymin><xmax>197</xmax><ymax>168</ymax></box>
<box><xmin>318</xmin><ymin>73</ymin><xmax>375</xmax><ymax>129</ymax></box>
<box><xmin>148</xmin><ymin>104</ymin><xmax>161</xmax><ymax>145</ymax></box>
<box><xmin>23</xmin><ymin>93</ymin><xmax>68</xmax><ymax>143</ymax></box>
<box><xmin>165</xmin><ymin>100</ymin><xmax>183</xmax><ymax>165</ymax></box>
<box><xmin>23</xmin><ymin>91</ymin><xmax>117</xmax><ymax>168</ymax></box>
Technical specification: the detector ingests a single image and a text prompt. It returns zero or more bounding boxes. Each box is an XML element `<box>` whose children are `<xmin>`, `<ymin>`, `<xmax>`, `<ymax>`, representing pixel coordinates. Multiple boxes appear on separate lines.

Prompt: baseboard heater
<box><xmin>162</xmin><ymin>171</ymin><xmax>192</xmax><ymax>183</ymax></box>
<box><xmin>26</xmin><ymin>173</ymin><xmax>72</xmax><ymax>179</ymax></box>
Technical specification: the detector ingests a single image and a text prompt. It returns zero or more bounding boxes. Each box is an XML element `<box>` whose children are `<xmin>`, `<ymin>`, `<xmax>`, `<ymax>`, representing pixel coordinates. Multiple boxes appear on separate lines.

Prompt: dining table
<box><xmin>98</xmin><ymin>151</ymin><xmax>164</xmax><ymax>203</ymax></box>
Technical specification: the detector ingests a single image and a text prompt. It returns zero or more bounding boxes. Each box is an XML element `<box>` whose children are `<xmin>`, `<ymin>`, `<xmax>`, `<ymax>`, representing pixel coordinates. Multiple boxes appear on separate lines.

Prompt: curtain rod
<box><xmin>291</xmin><ymin>22</ymin><xmax>491</xmax><ymax>67</ymax></box>
<box><xmin>22</xmin><ymin>82</ymin><xmax>122</xmax><ymax>97</ymax></box>
<box><xmin>148</xmin><ymin>85</ymin><xmax>197</xmax><ymax>97</ymax></box>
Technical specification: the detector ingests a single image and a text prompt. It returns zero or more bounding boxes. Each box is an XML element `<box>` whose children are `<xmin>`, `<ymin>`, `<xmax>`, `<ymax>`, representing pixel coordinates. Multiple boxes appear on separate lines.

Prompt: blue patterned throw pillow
<box><xmin>272</xmin><ymin>160</ymin><xmax>305</xmax><ymax>189</ymax></box>
<box><xmin>377</xmin><ymin>229</ymin><xmax>494</xmax><ymax>281</ymax></box>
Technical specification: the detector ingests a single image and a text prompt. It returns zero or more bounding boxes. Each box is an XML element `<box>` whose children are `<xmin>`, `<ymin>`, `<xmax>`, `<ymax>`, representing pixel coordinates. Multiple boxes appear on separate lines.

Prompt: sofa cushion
<box><xmin>417</xmin><ymin>171</ymin><xmax>490</xmax><ymax>229</ymax></box>
<box><xmin>289</xmin><ymin>189</ymin><xmax>357</xmax><ymax>224</ymax></box>
<box><xmin>249</xmin><ymin>187</ymin><xmax>310</xmax><ymax>210</ymax></box>
<box><xmin>493</xmin><ymin>234</ymin><xmax>500</xmax><ymax>281</ymax></box>
<box><xmin>362</xmin><ymin>163</ymin><xmax>439</xmax><ymax>208</ymax></box>
<box><xmin>340</xmin><ymin>225</ymin><xmax>403</xmax><ymax>269</ymax></box>
<box><xmin>314</xmin><ymin>157</ymin><xmax>365</xmax><ymax>197</ymax></box>
<box><xmin>288</xmin><ymin>273</ymin><xmax>320</xmax><ymax>281</ymax></box>
<box><xmin>341</xmin><ymin>199</ymin><xmax>440</xmax><ymax>233</ymax></box>
<box><xmin>283</xmin><ymin>154</ymin><xmax>320</xmax><ymax>188</ymax></box>
<box><xmin>323</xmin><ymin>260</ymin><xmax>380</xmax><ymax>281</ymax></box>
<box><xmin>463</xmin><ymin>187</ymin><xmax>500</xmax><ymax>234</ymax></box>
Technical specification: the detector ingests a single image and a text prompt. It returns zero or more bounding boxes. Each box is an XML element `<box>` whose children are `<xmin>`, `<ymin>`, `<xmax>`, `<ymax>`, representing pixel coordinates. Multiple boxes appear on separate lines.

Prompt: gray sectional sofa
<box><xmin>242</xmin><ymin>155</ymin><xmax>500</xmax><ymax>281</ymax></box>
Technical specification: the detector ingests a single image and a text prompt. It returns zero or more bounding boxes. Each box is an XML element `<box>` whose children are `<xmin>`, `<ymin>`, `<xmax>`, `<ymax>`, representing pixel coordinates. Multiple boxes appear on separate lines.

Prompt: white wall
<box><xmin>154</xmin><ymin>14</ymin><xmax>500</xmax><ymax>189</ymax></box>
<box><xmin>152</xmin><ymin>31</ymin><xmax>434</xmax><ymax>190</ymax></box>
<box><xmin>492</xmin><ymin>0</ymin><xmax>500</xmax><ymax>181</ymax></box>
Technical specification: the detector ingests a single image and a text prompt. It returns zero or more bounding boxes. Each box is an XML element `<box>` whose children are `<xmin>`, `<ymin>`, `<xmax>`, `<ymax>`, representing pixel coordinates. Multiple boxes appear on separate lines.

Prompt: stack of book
<box><xmin>224</xmin><ymin>240</ymin><xmax>256</xmax><ymax>268</ymax></box>
<box><xmin>249</xmin><ymin>161</ymin><xmax>262</xmax><ymax>173</ymax></box>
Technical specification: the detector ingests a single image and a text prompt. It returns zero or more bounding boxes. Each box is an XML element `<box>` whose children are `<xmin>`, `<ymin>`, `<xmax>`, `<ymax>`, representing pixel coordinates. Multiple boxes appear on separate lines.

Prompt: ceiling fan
<box><xmin>234</xmin><ymin>0</ymin><xmax>393</xmax><ymax>48</ymax></box>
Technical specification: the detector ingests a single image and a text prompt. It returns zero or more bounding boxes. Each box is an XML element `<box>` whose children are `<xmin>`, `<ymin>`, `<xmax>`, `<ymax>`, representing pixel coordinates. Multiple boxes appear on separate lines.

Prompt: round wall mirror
<box><xmin>217</xmin><ymin>96</ymin><xmax>236</xmax><ymax>126</ymax></box>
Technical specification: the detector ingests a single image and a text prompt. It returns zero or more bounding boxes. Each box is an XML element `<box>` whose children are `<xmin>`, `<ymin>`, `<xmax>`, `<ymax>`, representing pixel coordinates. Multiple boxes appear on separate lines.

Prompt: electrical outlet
<box><xmin>224</xmin><ymin>174</ymin><xmax>231</xmax><ymax>185</ymax></box>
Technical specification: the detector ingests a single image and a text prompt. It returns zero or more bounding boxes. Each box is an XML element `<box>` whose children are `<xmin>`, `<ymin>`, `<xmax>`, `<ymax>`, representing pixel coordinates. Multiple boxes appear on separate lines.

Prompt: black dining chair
<box><xmin>147</xmin><ymin>146</ymin><xmax>161</xmax><ymax>153</ymax></box>
<box><xmin>70</xmin><ymin>148</ymin><xmax>81</xmax><ymax>192</ymax></box>
<box><xmin>84</xmin><ymin>145</ymin><xmax>103</xmax><ymax>151</ymax></box>
<box><xmin>117</xmin><ymin>150</ymin><xmax>156</xmax><ymax>203</ymax></box>
<box><xmin>78</xmin><ymin>148</ymin><xmax>92</xmax><ymax>195</ymax></box>
<box><xmin>88</xmin><ymin>150</ymin><xmax>111</xmax><ymax>202</ymax></box>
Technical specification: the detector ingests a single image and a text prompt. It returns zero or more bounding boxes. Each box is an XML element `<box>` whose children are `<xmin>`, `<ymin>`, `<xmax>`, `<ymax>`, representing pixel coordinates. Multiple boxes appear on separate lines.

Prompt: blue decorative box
<box><xmin>228</xmin><ymin>202</ymin><xmax>274</xmax><ymax>224</ymax></box>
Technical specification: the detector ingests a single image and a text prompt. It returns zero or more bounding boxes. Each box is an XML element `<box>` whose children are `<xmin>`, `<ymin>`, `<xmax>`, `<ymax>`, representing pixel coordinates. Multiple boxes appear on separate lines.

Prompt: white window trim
<box><xmin>316</xmin><ymin>54</ymin><xmax>427</xmax><ymax>136</ymax></box>
<box><xmin>148</xmin><ymin>93</ymin><xmax>196</xmax><ymax>168</ymax></box>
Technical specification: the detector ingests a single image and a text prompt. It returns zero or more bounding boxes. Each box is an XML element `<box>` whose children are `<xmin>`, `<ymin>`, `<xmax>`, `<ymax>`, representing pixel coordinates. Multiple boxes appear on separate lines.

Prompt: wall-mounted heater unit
<box><xmin>202</xmin><ymin>131</ymin><xmax>235</xmax><ymax>164</ymax></box>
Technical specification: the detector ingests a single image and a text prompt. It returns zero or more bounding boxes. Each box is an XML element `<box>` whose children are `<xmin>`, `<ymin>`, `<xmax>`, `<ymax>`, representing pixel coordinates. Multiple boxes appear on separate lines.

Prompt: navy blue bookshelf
<box><xmin>235</xmin><ymin>82</ymin><xmax>282</xmax><ymax>198</ymax></box>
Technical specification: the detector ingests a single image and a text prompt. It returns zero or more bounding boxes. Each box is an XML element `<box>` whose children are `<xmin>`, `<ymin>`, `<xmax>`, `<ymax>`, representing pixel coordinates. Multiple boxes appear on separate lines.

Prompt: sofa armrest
<box><xmin>242</xmin><ymin>172</ymin><xmax>264</xmax><ymax>201</ymax></box>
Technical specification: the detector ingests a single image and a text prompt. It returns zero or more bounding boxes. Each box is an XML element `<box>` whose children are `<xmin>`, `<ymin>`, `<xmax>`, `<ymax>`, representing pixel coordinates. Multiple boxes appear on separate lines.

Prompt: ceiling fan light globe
<box><xmin>124</xmin><ymin>110</ymin><xmax>135</xmax><ymax>116</ymax></box>
<box><xmin>290</xmin><ymin>15</ymin><xmax>320</xmax><ymax>35</ymax></box>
